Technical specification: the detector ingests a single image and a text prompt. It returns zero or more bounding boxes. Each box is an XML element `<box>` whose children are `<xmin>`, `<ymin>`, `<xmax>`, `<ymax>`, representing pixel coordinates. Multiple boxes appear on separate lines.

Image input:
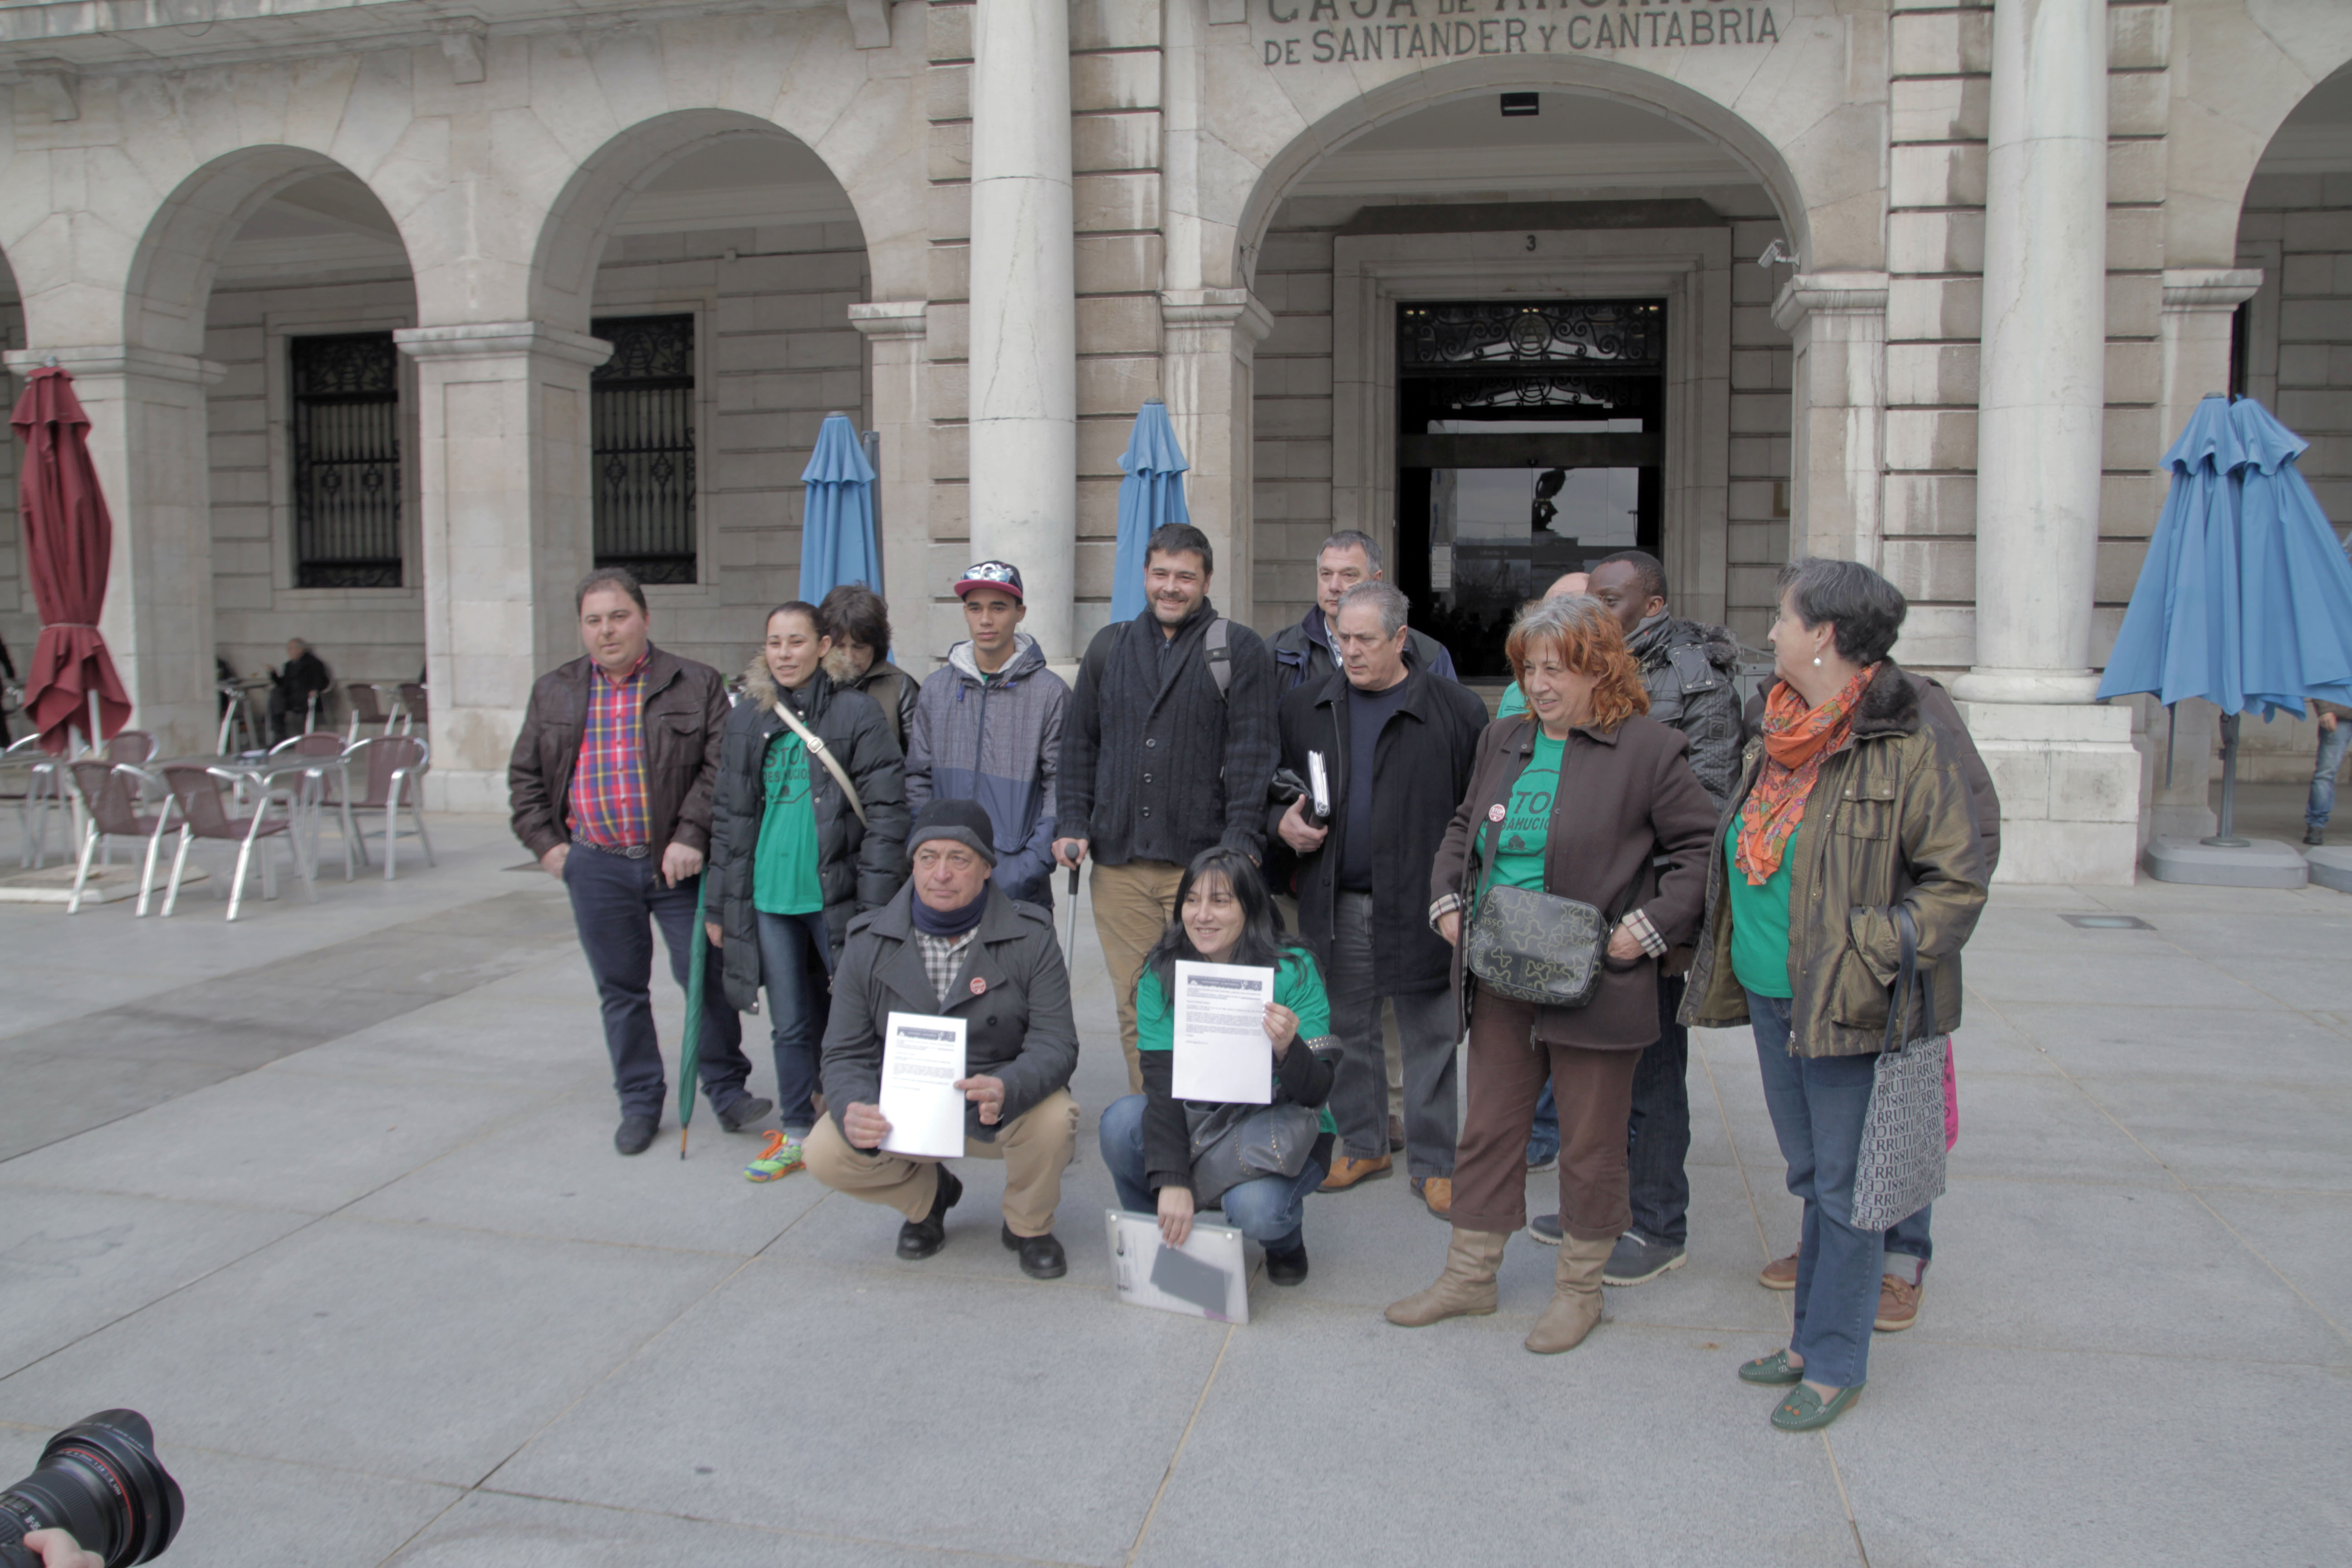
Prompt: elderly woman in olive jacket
<box><xmin>707</xmin><ymin>605</ymin><xmax>910</xmax><ymax>1145</ymax></box>
<box><xmin>1389</xmin><ymin>594</ymin><xmax>1718</xmax><ymax>1356</ymax></box>
<box><xmin>1686</xmin><ymin>557</ymin><xmax>1990</xmax><ymax>1434</ymax></box>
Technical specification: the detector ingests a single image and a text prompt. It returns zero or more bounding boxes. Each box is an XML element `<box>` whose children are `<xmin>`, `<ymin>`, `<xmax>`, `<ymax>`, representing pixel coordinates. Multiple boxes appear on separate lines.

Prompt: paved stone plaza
<box><xmin>1</xmin><ymin>813</ymin><xmax>2347</xmax><ymax>1568</ymax></box>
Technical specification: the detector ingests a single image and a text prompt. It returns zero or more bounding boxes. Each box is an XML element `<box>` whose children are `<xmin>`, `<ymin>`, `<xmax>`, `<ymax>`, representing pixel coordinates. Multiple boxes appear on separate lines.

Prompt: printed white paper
<box><xmin>878</xmin><ymin>1011</ymin><xmax>967</xmax><ymax>1159</ymax></box>
<box><xmin>1171</xmin><ymin>960</ymin><xmax>1273</xmax><ymax>1104</ymax></box>
<box><xmin>1105</xmin><ymin>1210</ymin><xmax>1250</xmax><ymax>1324</ymax></box>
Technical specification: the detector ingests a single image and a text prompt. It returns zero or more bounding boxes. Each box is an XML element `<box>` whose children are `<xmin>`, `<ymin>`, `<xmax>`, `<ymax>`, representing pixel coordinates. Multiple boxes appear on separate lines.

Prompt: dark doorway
<box><xmin>1395</xmin><ymin>300</ymin><xmax>1665</xmax><ymax>678</ymax></box>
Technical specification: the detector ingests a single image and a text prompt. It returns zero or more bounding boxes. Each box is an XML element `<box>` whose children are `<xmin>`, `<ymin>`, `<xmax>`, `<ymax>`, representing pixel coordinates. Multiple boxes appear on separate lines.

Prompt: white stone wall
<box><xmin>200</xmin><ymin>222</ymin><xmax>869</xmax><ymax>697</ymax></box>
<box><xmin>2234</xmin><ymin>175</ymin><xmax>2352</xmax><ymax>785</ymax></box>
<box><xmin>1250</xmin><ymin>221</ymin><xmax>1333</xmax><ymax>638</ymax></box>
<box><xmin>1725</xmin><ymin>215</ymin><xmax>1795</xmax><ymax>649</ymax></box>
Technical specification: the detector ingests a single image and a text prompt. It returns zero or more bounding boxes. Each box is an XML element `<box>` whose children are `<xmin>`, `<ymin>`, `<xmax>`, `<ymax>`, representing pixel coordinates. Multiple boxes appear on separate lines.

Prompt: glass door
<box><xmin>1395</xmin><ymin>302</ymin><xmax>1664</xmax><ymax>678</ymax></box>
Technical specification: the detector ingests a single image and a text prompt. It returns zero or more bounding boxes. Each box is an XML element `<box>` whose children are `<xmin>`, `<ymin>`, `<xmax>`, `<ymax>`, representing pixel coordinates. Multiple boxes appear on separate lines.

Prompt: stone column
<box><xmin>394</xmin><ymin>323</ymin><xmax>611</xmax><ymax>813</ymax></box>
<box><xmin>1772</xmin><ymin>273</ymin><xmax>1889</xmax><ymax>568</ymax></box>
<box><xmin>1161</xmin><ymin>288</ymin><xmax>1272</xmax><ymax>626</ymax></box>
<box><xmin>1953</xmin><ymin>0</ymin><xmax>2139</xmax><ymax>883</ymax></box>
<box><xmin>848</xmin><ymin>301</ymin><xmax>936</xmax><ymax>658</ymax></box>
<box><xmin>967</xmin><ymin>0</ymin><xmax>1078</xmax><ymax>657</ymax></box>
<box><xmin>2139</xmin><ymin>269</ymin><xmax>2264</xmax><ymax>841</ymax></box>
<box><xmin>6</xmin><ymin>345</ymin><xmax>225</xmax><ymax>755</ymax></box>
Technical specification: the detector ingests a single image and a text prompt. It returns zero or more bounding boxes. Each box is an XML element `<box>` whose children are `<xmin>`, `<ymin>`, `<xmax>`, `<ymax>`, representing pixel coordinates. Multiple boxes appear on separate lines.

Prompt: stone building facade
<box><xmin>0</xmin><ymin>0</ymin><xmax>2346</xmax><ymax>882</ymax></box>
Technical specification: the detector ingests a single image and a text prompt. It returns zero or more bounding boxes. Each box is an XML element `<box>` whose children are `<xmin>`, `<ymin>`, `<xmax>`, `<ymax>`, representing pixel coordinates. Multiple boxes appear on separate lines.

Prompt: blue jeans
<box><xmin>1098</xmin><ymin>1093</ymin><xmax>1325</xmax><ymax>1253</ymax></box>
<box><xmin>1750</xmin><ymin>990</ymin><xmax>1882</xmax><ymax>1389</ymax></box>
<box><xmin>2309</xmin><ymin>718</ymin><xmax>2349</xmax><ymax>830</ymax></box>
<box><xmin>755</xmin><ymin>909</ymin><xmax>832</xmax><ymax>1134</ymax></box>
<box><xmin>563</xmin><ymin>842</ymin><xmax>750</xmax><ymax>1119</ymax></box>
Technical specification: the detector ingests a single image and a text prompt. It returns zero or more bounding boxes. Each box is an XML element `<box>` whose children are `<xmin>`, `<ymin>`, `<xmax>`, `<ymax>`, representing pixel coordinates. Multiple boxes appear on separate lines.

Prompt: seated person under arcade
<box><xmin>1098</xmin><ymin>848</ymin><xmax>1339</xmax><ymax>1286</ymax></box>
<box><xmin>803</xmin><ymin>800</ymin><xmax>1082</xmax><ymax>1280</ymax></box>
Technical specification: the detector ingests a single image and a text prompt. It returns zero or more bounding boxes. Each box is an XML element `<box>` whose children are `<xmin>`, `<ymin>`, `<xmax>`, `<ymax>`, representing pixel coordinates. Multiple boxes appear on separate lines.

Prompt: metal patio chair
<box><xmin>343</xmin><ymin>682</ymin><xmax>396</xmax><ymax>744</ymax></box>
<box><xmin>158</xmin><ymin>763</ymin><xmax>315</xmax><ymax>921</ymax></box>
<box><xmin>267</xmin><ymin>730</ymin><xmax>362</xmax><ymax>881</ymax></box>
<box><xmin>392</xmin><ymin>682</ymin><xmax>428</xmax><ymax>735</ymax></box>
<box><xmin>1</xmin><ymin>733</ymin><xmax>64</xmax><ymax>869</ymax></box>
<box><xmin>103</xmin><ymin>730</ymin><xmax>158</xmax><ymax>765</ymax></box>
<box><xmin>346</xmin><ymin>734</ymin><xmax>434</xmax><ymax>880</ymax></box>
<box><xmin>65</xmin><ymin>760</ymin><xmax>175</xmax><ymax>916</ymax></box>
<box><xmin>216</xmin><ymin>682</ymin><xmax>265</xmax><ymax>755</ymax></box>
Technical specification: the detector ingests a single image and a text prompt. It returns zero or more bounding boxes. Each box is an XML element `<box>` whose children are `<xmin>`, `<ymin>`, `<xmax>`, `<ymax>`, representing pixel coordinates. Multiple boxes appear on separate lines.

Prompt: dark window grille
<box><xmin>1398</xmin><ymin>300</ymin><xmax>1664</xmax><ymax>372</ymax></box>
<box><xmin>291</xmin><ymin>332</ymin><xmax>403</xmax><ymax>588</ymax></box>
<box><xmin>591</xmin><ymin>314</ymin><xmax>697</xmax><ymax>584</ymax></box>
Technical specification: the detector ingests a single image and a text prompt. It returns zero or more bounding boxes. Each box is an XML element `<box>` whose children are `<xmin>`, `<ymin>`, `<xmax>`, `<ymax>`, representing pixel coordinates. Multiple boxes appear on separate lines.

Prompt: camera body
<box><xmin>0</xmin><ymin>1412</ymin><xmax>181</xmax><ymax>1568</ymax></box>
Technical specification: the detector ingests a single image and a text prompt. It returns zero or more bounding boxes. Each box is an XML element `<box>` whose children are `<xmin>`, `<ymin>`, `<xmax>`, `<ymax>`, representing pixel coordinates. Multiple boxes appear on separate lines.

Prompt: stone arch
<box><xmin>1224</xmin><ymin>54</ymin><xmax>1843</xmax><ymax>290</ymax></box>
<box><xmin>121</xmin><ymin>145</ymin><xmax>416</xmax><ymax>360</ymax></box>
<box><xmin>528</xmin><ymin>108</ymin><xmax>871</xmax><ymax>336</ymax></box>
<box><xmin>2166</xmin><ymin>9</ymin><xmax>2352</xmax><ymax>270</ymax></box>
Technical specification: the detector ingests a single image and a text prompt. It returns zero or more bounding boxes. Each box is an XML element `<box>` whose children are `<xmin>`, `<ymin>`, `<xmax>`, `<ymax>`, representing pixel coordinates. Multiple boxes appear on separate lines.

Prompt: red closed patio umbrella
<box><xmin>13</xmin><ymin>366</ymin><xmax>130</xmax><ymax>755</ymax></box>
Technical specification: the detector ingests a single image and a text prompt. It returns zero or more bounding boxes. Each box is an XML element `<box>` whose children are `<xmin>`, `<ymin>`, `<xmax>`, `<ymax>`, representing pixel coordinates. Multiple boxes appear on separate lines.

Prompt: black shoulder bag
<box><xmin>1462</xmin><ymin>782</ymin><xmax>1648</xmax><ymax>1009</ymax></box>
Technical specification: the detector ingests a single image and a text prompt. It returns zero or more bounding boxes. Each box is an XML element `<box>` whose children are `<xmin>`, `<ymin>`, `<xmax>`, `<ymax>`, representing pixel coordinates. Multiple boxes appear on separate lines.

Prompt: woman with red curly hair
<box><xmin>1388</xmin><ymin>593</ymin><xmax>1717</xmax><ymax>1354</ymax></box>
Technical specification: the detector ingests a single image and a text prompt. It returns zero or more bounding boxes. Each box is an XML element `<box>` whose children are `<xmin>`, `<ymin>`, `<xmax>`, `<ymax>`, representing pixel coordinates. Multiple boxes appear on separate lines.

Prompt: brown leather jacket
<box><xmin>1684</xmin><ymin>663</ymin><xmax>1994</xmax><ymax>1057</ymax></box>
<box><xmin>507</xmin><ymin>646</ymin><xmax>731</xmax><ymax>860</ymax></box>
<box><xmin>1428</xmin><ymin>711</ymin><xmax>1720</xmax><ymax>1050</ymax></box>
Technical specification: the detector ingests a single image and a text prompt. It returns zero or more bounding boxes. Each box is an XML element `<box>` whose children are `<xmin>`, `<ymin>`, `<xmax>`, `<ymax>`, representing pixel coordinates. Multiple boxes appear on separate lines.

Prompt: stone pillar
<box><xmin>1161</xmin><ymin>288</ymin><xmax>1272</xmax><ymax>626</ymax></box>
<box><xmin>1952</xmin><ymin>0</ymin><xmax>2139</xmax><ymax>884</ymax></box>
<box><xmin>2139</xmin><ymin>268</ymin><xmax>2264</xmax><ymax>841</ymax></box>
<box><xmin>1773</xmin><ymin>273</ymin><xmax>1889</xmax><ymax>568</ymax></box>
<box><xmin>394</xmin><ymin>323</ymin><xmax>611</xmax><ymax>813</ymax></box>
<box><xmin>967</xmin><ymin>0</ymin><xmax>1078</xmax><ymax>657</ymax></box>
<box><xmin>848</xmin><ymin>301</ymin><xmax>936</xmax><ymax>658</ymax></box>
<box><xmin>6</xmin><ymin>346</ymin><xmax>225</xmax><ymax>756</ymax></box>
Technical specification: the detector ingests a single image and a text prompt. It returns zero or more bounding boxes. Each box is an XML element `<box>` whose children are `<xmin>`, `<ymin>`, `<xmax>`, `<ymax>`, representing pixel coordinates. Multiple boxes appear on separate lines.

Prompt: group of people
<box><xmin>509</xmin><ymin>519</ymin><xmax>1999</xmax><ymax>1431</ymax></box>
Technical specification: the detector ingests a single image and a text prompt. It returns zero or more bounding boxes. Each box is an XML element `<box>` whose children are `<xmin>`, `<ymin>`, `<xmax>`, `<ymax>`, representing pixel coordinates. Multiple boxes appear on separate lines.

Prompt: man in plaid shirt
<box><xmin>510</xmin><ymin>568</ymin><xmax>769</xmax><ymax>1155</ymax></box>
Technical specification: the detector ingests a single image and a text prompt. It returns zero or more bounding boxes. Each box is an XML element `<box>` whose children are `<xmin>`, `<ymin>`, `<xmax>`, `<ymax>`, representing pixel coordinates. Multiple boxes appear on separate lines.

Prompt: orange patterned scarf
<box><xmin>1734</xmin><ymin>666</ymin><xmax>1878</xmax><ymax>885</ymax></box>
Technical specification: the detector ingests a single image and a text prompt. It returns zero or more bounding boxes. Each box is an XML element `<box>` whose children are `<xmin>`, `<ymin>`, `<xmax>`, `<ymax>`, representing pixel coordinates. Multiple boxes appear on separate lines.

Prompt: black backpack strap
<box><xmin>1204</xmin><ymin>618</ymin><xmax>1232</xmax><ymax>702</ymax></box>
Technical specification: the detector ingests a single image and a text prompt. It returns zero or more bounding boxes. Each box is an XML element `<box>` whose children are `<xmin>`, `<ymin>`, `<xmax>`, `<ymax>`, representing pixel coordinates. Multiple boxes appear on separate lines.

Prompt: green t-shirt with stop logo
<box><xmin>1484</xmin><ymin>729</ymin><xmax>1563</xmax><ymax>894</ymax></box>
<box><xmin>752</xmin><ymin>728</ymin><xmax>823</xmax><ymax>916</ymax></box>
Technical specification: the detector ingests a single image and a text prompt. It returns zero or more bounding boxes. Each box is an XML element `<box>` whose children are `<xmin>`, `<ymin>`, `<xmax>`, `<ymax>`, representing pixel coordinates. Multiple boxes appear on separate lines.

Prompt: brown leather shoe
<box><xmin>1320</xmin><ymin>1152</ymin><xmax>1393</xmax><ymax>1191</ymax></box>
<box><xmin>1759</xmin><ymin>1252</ymin><xmax>1798</xmax><ymax>1291</ymax></box>
<box><xmin>1411</xmin><ymin>1175</ymin><xmax>1452</xmax><ymax>1217</ymax></box>
<box><xmin>1875</xmin><ymin>1272</ymin><xmax>1922</xmax><ymax>1331</ymax></box>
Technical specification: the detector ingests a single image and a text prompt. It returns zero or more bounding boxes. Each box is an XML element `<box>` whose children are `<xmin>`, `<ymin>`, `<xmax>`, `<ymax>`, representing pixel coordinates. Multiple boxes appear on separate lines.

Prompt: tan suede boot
<box><xmin>1524</xmin><ymin>1234</ymin><xmax>1611</xmax><ymax>1353</ymax></box>
<box><xmin>1385</xmin><ymin>1228</ymin><xmax>1506</xmax><ymax>1327</ymax></box>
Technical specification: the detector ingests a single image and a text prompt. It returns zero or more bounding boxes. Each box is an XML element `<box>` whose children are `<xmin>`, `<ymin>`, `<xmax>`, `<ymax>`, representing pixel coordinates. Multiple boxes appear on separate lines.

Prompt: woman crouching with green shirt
<box><xmin>1096</xmin><ymin>848</ymin><xmax>1340</xmax><ymax>1286</ymax></box>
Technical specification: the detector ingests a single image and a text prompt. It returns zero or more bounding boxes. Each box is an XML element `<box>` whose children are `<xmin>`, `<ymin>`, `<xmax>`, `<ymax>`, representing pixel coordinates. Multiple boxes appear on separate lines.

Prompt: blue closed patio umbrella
<box><xmin>798</xmin><ymin>412</ymin><xmax>881</xmax><ymax>603</ymax></box>
<box><xmin>2099</xmin><ymin>394</ymin><xmax>2352</xmax><ymax>845</ymax></box>
<box><xmin>2230</xmin><ymin>397</ymin><xmax>2352</xmax><ymax>716</ymax></box>
<box><xmin>1111</xmin><ymin>400</ymin><xmax>1190</xmax><ymax>624</ymax></box>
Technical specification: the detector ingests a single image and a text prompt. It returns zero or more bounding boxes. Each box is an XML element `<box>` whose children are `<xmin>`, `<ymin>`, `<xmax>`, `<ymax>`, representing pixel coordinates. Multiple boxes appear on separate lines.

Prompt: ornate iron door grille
<box><xmin>290</xmin><ymin>332</ymin><xmax>403</xmax><ymax>588</ymax></box>
<box><xmin>591</xmin><ymin>314</ymin><xmax>698</xmax><ymax>585</ymax></box>
<box><xmin>1399</xmin><ymin>300</ymin><xmax>1663</xmax><ymax>372</ymax></box>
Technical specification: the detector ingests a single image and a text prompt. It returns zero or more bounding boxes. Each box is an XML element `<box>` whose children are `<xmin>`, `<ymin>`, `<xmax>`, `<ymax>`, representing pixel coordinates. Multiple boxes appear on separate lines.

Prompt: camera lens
<box><xmin>0</xmin><ymin>1410</ymin><xmax>183</xmax><ymax>1568</ymax></box>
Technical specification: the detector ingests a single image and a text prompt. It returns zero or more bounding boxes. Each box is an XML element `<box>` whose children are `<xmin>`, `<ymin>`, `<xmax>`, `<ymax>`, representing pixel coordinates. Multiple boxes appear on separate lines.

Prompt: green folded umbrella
<box><xmin>679</xmin><ymin>877</ymin><xmax>710</xmax><ymax>1160</ymax></box>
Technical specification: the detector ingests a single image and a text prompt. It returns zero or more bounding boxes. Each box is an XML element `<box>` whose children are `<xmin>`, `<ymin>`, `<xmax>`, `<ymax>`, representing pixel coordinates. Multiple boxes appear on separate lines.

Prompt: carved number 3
<box><xmin>1525</xmin><ymin>234</ymin><xmax>1537</xmax><ymax>251</ymax></box>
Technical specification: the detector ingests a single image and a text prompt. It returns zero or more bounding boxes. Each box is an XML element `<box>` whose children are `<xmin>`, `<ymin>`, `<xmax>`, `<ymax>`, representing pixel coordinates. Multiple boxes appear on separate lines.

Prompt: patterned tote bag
<box><xmin>1851</xmin><ymin>905</ymin><xmax>1949</xmax><ymax>1231</ymax></box>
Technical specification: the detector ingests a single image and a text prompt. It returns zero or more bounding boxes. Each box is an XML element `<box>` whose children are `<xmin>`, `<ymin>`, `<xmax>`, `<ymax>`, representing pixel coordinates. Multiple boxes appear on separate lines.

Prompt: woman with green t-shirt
<box><xmin>1683</xmin><ymin>559</ymin><xmax>1989</xmax><ymax>1432</ymax></box>
<box><xmin>1096</xmin><ymin>848</ymin><xmax>1339</xmax><ymax>1286</ymax></box>
<box><xmin>708</xmin><ymin>601</ymin><xmax>909</xmax><ymax>1182</ymax></box>
<box><xmin>1393</xmin><ymin>594</ymin><xmax>1716</xmax><ymax>1355</ymax></box>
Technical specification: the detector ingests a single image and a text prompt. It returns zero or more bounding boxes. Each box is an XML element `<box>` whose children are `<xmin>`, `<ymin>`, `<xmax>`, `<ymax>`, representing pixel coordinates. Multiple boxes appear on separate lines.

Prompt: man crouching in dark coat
<box><xmin>804</xmin><ymin>799</ymin><xmax>1082</xmax><ymax>1279</ymax></box>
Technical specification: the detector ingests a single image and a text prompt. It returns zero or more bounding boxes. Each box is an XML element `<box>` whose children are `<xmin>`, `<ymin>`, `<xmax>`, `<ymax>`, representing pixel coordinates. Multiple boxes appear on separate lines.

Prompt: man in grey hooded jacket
<box><xmin>904</xmin><ymin>561</ymin><xmax>1070</xmax><ymax>908</ymax></box>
